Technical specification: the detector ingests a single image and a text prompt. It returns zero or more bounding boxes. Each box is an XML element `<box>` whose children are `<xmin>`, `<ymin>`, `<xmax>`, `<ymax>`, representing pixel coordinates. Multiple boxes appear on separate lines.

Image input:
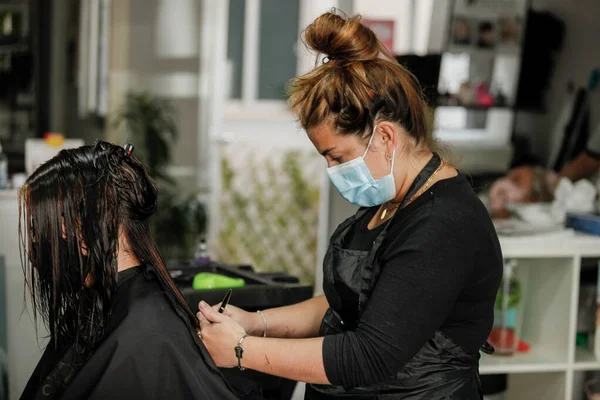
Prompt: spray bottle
<box><xmin>194</xmin><ymin>236</ymin><xmax>211</xmax><ymax>266</ymax></box>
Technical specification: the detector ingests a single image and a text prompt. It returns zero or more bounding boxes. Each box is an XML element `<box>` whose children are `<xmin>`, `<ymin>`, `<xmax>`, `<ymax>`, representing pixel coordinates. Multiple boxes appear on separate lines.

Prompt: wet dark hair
<box><xmin>18</xmin><ymin>140</ymin><xmax>197</xmax><ymax>349</ymax></box>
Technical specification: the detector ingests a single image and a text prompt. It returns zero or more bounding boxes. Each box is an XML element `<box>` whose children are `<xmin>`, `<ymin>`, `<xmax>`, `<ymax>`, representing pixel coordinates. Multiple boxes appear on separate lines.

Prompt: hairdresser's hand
<box><xmin>205</xmin><ymin>302</ymin><xmax>262</xmax><ymax>336</ymax></box>
<box><xmin>198</xmin><ymin>301</ymin><xmax>246</xmax><ymax>368</ymax></box>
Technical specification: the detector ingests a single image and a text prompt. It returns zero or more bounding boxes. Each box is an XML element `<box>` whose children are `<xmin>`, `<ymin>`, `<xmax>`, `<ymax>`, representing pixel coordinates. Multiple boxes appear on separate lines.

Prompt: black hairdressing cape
<box><xmin>21</xmin><ymin>265</ymin><xmax>256</xmax><ymax>399</ymax></box>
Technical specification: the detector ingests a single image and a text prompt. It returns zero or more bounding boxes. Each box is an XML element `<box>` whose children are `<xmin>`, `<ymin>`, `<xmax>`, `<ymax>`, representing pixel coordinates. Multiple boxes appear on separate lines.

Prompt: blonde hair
<box><xmin>289</xmin><ymin>11</ymin><xmax>434</xmax><ymax>148</ymax></box>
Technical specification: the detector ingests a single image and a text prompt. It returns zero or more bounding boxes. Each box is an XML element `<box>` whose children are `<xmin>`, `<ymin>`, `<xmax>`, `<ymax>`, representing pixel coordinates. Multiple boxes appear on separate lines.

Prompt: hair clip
<box><xmin>123</xmin><ymin>144</ymin><xmax>135</xmax><ymax>156</ymax></box>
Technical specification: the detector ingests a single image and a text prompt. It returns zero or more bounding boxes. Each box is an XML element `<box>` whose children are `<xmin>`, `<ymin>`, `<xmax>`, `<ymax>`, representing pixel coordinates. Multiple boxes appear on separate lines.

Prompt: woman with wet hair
<box><xmin>19</xmin><ymin>141</ymin><xmax>239</xmax><ymax>400</ymax></box>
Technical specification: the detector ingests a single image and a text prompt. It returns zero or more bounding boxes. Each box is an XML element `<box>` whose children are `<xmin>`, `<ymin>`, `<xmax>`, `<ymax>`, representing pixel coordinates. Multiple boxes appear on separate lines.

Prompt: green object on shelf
<box><xmin>495</xmin><ymin>276</ymin><xmax>522</xmax><ymax>310</ymax></box>
<box><xmin>192</xmin><ymin>273</ymin><xmax>245</xmax><ymax>290</ymax></box>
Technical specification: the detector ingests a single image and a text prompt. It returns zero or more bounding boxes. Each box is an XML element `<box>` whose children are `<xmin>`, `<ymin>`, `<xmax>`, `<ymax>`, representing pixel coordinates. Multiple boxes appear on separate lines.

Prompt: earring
<box><xmin>385</xmin><ymin>154</ymin><xmax>392</xmax><ymax>164</ymax></box>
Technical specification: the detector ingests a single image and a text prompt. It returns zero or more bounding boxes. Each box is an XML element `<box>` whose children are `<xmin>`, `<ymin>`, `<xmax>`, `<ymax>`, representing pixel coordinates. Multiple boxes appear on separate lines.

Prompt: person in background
<box><xmin>489</xmin><ymin>123</ymin><xmax>600</xmax><ymax>218</ymax></box>
<box><xmin>19</xmin><ymin>141</ymin><xmax>239</xmax><ymax>400</ymax></box>
<box><xmin>197</xmin><ymin>11</ymin><xmax>502</xmax><ymax>399</ymax></box>
<box><xmin>558</xmin><ymin>123</ymin><xmax>600</xmax><ymax>183</ymax></box>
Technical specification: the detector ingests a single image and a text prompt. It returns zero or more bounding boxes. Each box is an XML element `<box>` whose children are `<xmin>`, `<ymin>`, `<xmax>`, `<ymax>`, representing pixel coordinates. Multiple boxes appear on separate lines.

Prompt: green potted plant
<box><xmin>113</xmin><ymin>91</ymin><xmax>206</xmax><ymax>259</ymax></box>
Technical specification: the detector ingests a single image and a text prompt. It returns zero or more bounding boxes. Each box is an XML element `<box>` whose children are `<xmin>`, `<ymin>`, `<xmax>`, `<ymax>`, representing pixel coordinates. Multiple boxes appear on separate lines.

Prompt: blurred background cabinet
<box><xmin>475</xmin><ymin>236</ymin><xmax>600</xmax><ymax>400</ymax></box>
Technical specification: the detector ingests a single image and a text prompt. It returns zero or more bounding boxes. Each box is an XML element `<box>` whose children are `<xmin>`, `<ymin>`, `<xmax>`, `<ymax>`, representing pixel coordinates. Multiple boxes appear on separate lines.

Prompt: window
<box><xmin>257</xmin><ymin>0</ymin><xmax>299</xmax><ymax>100</ymax></box>
<box><xmin>227</xmin><ymin>0</ymin><xmax>245</xmax><ymax>100</ymax></box>
<box><xmin>226</xmin><ymin>0</ymin><xmax>300</xmax><ymax>102</ymax></box>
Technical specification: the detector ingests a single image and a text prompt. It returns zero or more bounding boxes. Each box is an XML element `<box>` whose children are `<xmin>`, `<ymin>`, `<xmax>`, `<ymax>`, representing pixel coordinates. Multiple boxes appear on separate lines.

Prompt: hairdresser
<box><xmin>198</xmin><ymin>11</ymin><xmax>503</xmax><ymax>399</ymax></box>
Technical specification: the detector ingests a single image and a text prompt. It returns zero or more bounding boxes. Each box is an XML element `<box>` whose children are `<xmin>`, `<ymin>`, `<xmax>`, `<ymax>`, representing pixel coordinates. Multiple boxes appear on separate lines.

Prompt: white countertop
<box><xmin>499</xmin><ymin>231</ymin><xmax>600</xmax><ymax>258</ymax></box>
<box><xmin>0</xmin><ymin>189</ymin><xmax>17</xmax><ymax>200</ymax></box>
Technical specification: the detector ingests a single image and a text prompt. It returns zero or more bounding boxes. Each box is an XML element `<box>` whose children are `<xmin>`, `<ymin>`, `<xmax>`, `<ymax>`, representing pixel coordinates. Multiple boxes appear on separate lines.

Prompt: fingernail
<box><xmin>199</xmin><ymin>301</ymin><xmax>208</xmax><ymax>309</ymax></box>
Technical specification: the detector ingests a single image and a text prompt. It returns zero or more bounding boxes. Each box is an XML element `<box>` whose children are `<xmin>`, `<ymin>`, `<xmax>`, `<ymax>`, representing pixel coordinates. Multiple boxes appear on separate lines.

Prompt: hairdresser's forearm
<box><xmin>243</xmin><ymin>336</ymin><xmax>330</xmax><ymax>385</ymax></box>
<box><xmin>261</xmin><ymin>295</ymin><xmax>329</xmax><ymax>338</ymax></box>
<box><xmin>559</xmin><ymin>153</ymin><xmax>600</xmax><ymax>184</ymax></box>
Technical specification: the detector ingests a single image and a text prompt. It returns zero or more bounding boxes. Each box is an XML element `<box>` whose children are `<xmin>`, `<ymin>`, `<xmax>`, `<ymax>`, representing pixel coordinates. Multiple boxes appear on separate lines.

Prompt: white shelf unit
<box><xmin>480</xmin><ymin>234</ymin><xmax>600</xmax><ymax>400</ymax></box>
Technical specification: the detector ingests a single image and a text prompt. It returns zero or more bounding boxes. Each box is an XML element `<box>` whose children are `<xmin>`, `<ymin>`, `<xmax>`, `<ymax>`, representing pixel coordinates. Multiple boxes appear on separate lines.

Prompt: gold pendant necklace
<box><xmin>380</xmin><ymin>159</ymin><xmax>446</xmax><ymax>220</ymax></box>
<box><xmin>380</xmin><ymin>203</ymin><xmax>399</xmax><ymax>220</ymax></box>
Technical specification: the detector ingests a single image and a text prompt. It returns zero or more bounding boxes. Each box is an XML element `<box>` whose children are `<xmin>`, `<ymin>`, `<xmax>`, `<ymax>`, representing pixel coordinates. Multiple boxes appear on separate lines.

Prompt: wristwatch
<box><xmin>235</xmin><ymin>334</ymin><xmax>249</xmax><ymax>370</ymax></box>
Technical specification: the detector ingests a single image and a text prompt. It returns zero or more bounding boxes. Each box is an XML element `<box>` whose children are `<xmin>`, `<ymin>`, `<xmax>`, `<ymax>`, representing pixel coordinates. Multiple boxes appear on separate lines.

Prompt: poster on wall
<box><xmin>361</xmin><ymin>19</ymin><xmax>395</xmax><ymax>54</ymax></box>
<box><xmin>450</xmin><ymin>0</ymin><xmax>526</xmax><ymax>52</ymax></box>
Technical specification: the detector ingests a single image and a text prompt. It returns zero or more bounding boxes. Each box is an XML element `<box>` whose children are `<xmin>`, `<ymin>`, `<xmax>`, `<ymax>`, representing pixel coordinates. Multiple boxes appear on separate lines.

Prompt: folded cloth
<box><xmin>552</xmin><ymin>177</ymin><xmax>598</xmax><ymax>223</ymax></box>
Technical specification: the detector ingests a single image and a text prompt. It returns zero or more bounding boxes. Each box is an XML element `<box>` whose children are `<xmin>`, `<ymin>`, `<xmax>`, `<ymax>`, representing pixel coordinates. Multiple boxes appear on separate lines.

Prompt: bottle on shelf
<box><xmin>489</xmin><ymin>259</ymin><xmax>525</xmax><ymax>356</ymax></box>
<box><xmin>0</xmin><ymin>140</ymin><xmax>8</xmax><ymax>189</ymax></box>
<box><xmin>194</xmin><ymin>236</ymin><xmax>211</xmax><ymax>266</ymax></box>
<box><xmin>494</xmin><ymin>85</ymin><xmax>508</xmax><ymax>107</ymax></box>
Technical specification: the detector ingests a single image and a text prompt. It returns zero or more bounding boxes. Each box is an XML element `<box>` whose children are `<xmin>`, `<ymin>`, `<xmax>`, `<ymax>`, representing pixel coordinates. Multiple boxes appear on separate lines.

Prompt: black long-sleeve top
<box><xmin>322</xmin><ymin>174</ymin><xmax>503</xmax><ymax>387</ymax></box>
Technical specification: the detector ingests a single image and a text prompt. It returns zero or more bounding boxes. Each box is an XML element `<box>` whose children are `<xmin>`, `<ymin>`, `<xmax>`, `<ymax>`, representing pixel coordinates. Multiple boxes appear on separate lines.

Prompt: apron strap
<box><xmin>398</xmin><ymin>153</ymin><xmax>442</xmax><ymax>209</ymax></box>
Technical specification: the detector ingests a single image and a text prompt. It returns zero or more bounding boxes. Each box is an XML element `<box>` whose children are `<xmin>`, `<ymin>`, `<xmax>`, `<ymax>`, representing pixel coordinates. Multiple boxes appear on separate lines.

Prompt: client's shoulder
<box><xmin>114</xmin><ymin>275</ymin><xmax>194</xmax><ymax>345</ymax></box>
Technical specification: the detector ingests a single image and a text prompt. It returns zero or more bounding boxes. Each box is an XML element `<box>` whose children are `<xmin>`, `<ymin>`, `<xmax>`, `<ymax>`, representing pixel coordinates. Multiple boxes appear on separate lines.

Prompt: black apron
<box><xmin>306</xmin><ymin>155</ymin><xmax>493</xmax><ymax>400</ymax></box>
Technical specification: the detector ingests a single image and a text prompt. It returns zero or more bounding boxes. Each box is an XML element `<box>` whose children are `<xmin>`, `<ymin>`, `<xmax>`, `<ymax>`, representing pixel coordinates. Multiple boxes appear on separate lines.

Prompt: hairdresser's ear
<box><xmin>376</xmin><ymin>121</ymin><xmax>399</xmax><ymax>150</ymax></box>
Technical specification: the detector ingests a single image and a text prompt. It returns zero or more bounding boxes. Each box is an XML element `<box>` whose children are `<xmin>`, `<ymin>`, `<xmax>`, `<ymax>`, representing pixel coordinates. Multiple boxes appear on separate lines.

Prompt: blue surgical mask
<box><xmin>327</xmin><ymin>125</ymin><xmax>397</xmax><ymax>207</ymax></box>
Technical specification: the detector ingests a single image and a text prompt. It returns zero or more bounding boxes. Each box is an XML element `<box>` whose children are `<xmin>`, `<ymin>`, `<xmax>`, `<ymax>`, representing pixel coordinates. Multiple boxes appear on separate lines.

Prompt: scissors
<box><xmin>218</xmin><ymin>289</ymin><xmax>233</xmax><ymax>314</ymax></box>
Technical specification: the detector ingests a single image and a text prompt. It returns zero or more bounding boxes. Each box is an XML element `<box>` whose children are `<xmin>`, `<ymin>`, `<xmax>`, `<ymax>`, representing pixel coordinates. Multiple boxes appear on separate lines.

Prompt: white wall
<box><xmin>107</xmin><ymin>0</ymin><xmax>205</xmax><ymax>192</ymax></box>
<box><xmin>353</xmin><ymin>0</ymin><xmax>413</xmax><ymax>54</ymax></box>
<box><xmin>296</xmin><ymin>0</ymin><xmax>341</xmax><ymax>75</ymax></box>
<box><xmin>428</xmin><ymin>0</ymin><xmax>452</xmax><ymax>53</ymax></box>
<box><xmin>353</xmin><ymin>0</ymin><xmax>443</xmax><ymax>55</ymax></box>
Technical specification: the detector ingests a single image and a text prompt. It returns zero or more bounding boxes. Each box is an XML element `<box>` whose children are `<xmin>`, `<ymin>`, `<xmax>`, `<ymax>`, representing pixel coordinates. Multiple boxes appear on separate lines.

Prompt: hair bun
<box><xmin>304</xmin><ymin>12</ymin><xmax>381</xmax><ymax>63</ymax></box>
<box><xmin>93</xmin><ymin>141</ymin><xmax>158</xmax><ymax>221</ymax></box>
